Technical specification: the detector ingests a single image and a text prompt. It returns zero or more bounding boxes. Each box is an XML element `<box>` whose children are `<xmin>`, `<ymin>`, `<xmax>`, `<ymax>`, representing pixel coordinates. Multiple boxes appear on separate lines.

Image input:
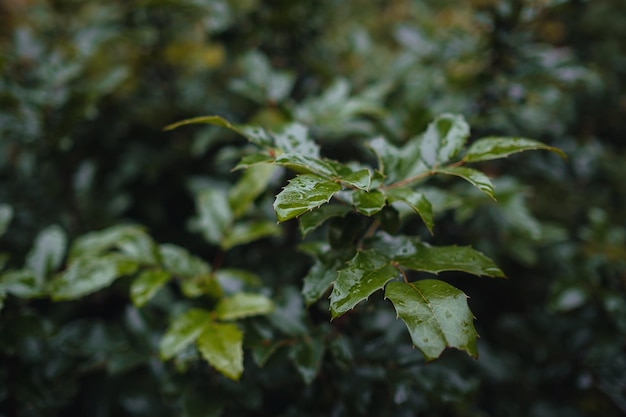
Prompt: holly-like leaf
<box><xmin>26</xmin><ymin>225</ymin><xmax>67</xmax><ymax>282</ymax></box>
<box><xmin>436</xmin><ymin>166</ymin><xmax>496</xmax><ymax>200</ymax></box>
<box><xmin>384</xmin><ymin>187</ymin><xmax>434</xmax><ymax>233</ymax></box>
<box><xmin>160</xmin><ymin>309</ymin><xmax>212</xmax><ymax>360</ymax></box>
<box><xmin>189</xmin><ymin>188</ymin><xmax>234</xmax><ymax>245</ymax></box>
<box><xmin>420</xmin><ymin>113</ymin><xmax>470</xmax><ymax>167</ymax></box>
<box><xmin>197</xmin><ymin>322</ymin><xmax>243</xmax><ymax>380</ymax></box>
<box><xmin>289</xmin><ymin>335</ymin><xmax>326</xmax><ymax>385</ymax></box>
<box><xmin>215</xmin><ymin>293</ymin><xmax>274</xmax><ymax>321</ymax></box>
<box><xmin>273</xmin><ymin>153</ymin><xmax>340</xmax><ymax>177</ymax></box>
<box><xmin>69</xmin><ymin>225</ymin><xmax>146</xmax><ymax>259</ymax></box>
<box><xmin>221</xmin><ymin>220</ymin><xmax>281</xmax><ymax>250</ymax></box>
<box><xmin>233</xmin><ymin>153</ymin><xmax>276</xmax><ymax>170</ymax></box>
<box><xmin>368</xmin><ymin>136</ymin><xmax>428</xmax><ymax>184</ymax></box>
<box><xmin>339</xmin><ymin>169</ymin><xmax>372</xmax><ymax>191</ymax></box>
<box><xmin>463</xmin><ymin>137</ymin><xmax>566</xmax><ymax>162</ymax></box>
<box><xmin>394</xmin><ymin>240</ymin><xmax>505</xmax><ymax>277</ymax></box>
<box><xmin>228</xmin><ymin>163</ymin><xmax>277</xmax><ymax>217</ymax></box>
<box><xmin>330</xmin><ymin>250</ymin><xmax>398</xmax><ymax>318</ymax></box>
<box><xmin>385</xmin><ymin>280</ymin><xmax>478</xmax><ymax>360</ymax></box>
<box><xmin>274</xmin><ymin>174</ymin><xmax>342</xmax><ymax>222</ymax></box>
<box><xmin>130</xmin><ymin>269</ymin><xmax>171</xmax><ymax>307</ymax></box>
<box><xmin>352</xmin><ymin>190</ymin><xmax>386</xmax><ymax>216</ymax></box>
<box><xmin>164</xmin><ymin>115</ymin><xmax>273</xmax><ymax>147</ymax></box>
<box><xmin>299</xmin><ymin>204</ymin><xmax>352</xmax><ymax>236</ymax></box>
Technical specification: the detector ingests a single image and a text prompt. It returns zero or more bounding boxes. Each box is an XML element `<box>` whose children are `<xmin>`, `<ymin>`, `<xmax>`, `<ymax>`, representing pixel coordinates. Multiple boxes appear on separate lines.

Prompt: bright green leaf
<box><xmin>221</xmin><ymin>220</ymin><xmax>280</xmax><ymax>250</ymax></box>
<box><xmin>352</xmin><ymin>190</ymin><xmax>386</xmax><ymax>216</ymax></box>
<box><xmin>420</xmin><ymin>113</ymin><xmax>470</xmax><ymax>167</ymax></box>
<box><xmin>117</xmin><ymin>232</ymin><xmax>160</xmax><ymax>265</ymax></box>
<box><xmin>299</xmin><ymin>204</ymin><xmax>352</xmax><ymax>236</ymax></box>
<box><xmin>289</xmin><ymin>336</ymin><xmax>326</xmax><ymax>385</ymax></box>
<box><xmin>180</xmin><ymin>274</ymin><xmax>222</xmax><ymax>299</ymax></box>
<box><xmin>197</xmin><ymin>322</ymin><xmax>243</xmax><ymax>380</ymax></box>
<box><xmin>0</xmin><ymin>204</ymin><xmax>13</xmax><ymax>238</ymax></box>
<box><xmin>130</xmin><ymin>269</ymin><xmax>171</xmax><ymax>307</ymax></box>
<box><xmin>330</xmin><ymin>250</ymin><xmax>398</xmax><ymax>318</ymax></box>
<box><xmin>384</xmin><ymin>187</ymin><xmax>434</xmax><ymax>233</ymax></box>
<box><xmin>274</xmin><ymin>174</ymin><xmax>342</xmax><ymax>222</ymax></box>
<box><xmin>215</xmin><ymin>292</ymin><xmax>274</xmax><ymax>321</ymax></box>
<box><xmin>340</xmin><ymin>169</ymin><xmax>371</xmax><ymax>191</ymax></box>
<box><xmin>385</xmin><ymin>280</ymin><xmax>478</xmax><ymax>360</ymax></box>
<box><xmin>160</xmin><ymin>309</ymin><xmax>213</xmax><ymax>360</ymax></box>
<box><xmin>463</xmin><ymin>137</ymin><xmax>567</xmax><ymax>162</ymax></box>
<box><xmin>189</xmin><ymin>188</ymin><xmax>234</xmax><ymax>245</ymax></box>
<box><xmin>228</xmin><ymin>163</ymin><xmax>277</xmax><ymax>217</ymax></box>
<box><xmin>436</xmin><ymin>166</ymin><xmax>496</xmax><ymax>200</ymax></box>
<box><xmin>26</xmin><ymin>225</ymin><xmax>67</xmax><ymax>282</ymax></box>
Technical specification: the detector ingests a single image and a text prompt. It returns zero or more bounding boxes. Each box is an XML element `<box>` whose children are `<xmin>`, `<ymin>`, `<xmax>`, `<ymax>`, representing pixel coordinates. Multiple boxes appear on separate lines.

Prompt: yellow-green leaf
<box><xmin>197</xmin><ymin>322</ymin><xmax>243</xmax><ymax>380</ymax></box>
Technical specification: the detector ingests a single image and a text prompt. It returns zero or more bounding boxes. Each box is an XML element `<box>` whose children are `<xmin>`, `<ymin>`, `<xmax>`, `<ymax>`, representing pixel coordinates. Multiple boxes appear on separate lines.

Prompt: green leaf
<box><xmin>340</xmin><ymin>169</ymin><xmax>372</xmax><ymax>191</ymax></box>
<box><xmin>436</xmin><ymin>166</ymin><xmax>496</xmax><ymax>200</ymax></box>
<box><xmin>51</xmin><ymin>256</ymin><xmax>127</xmax><ymax>300</ymax></box>
<box><xmin>463</xmin><ymin>137</ymin><xmax>567</xmax><ymax>162</ymax></box>
<box><xmin>368</xmin><ymin>136</ymin><xmax>428</xmax><ymax>184</ymax></box>
<box><xmin>298</xmin><ymin>204</ymin><xmax>352</xmax><ymax>236</ymax></box>
<box><xmin>420</xmin><ymin>113</ymin><xmax>470</xmax><ymax>167</ymax></box>
<box><xmin>273</xmin><ymin>123</ymin><xmax>320</xmax><ymax>157</ymax></box>
<box><xmin>159</xmin><ymin>244</ymin><xmax>211</xmax><ymax>278</ymax></box>
<box><xmin>116</xmin><ymin>232</ymin><xmax>160</xmax><ymax>265</ymax></box>
<box><xmin>197</xmin><ymin>322</ymin><xmax>244</xmax><ymax>380</ymax></box>
<box><xmin>233</xmin><ymin>153</ymin><xmax>276</xmax><ymax>170</ymax></box>
<box><xmin>70</xmin><ymin>225</ymin><xmax>147</xmax><ymax>259</ymax></box>
<box><xmin>215</xmin><ymin>293</ymin><xmax>274</xmax><ymax>321</ymax></box>
<box><xmin>221</xmin><ymin>220</ymin><xmax>281</xmax><ymax>250</ymax></box>
<box><xmin>0</xmin><ymin>204</ymin><xmax>13</xmax><ymax>238</ymax></box>
<box><xmin>215</xmin><ymin>268</ymin><xmax>262</xmax><ymax>294</ymax></box>
<box><xmin>330</xmin><ymin>250</ymin><xmax>398</xmax><ymax>318</ymax></box>
<box><xmin>189</xmin><ymin>188</ymin><xmax>234</xmax><ymax>245</ymax></box>
<box><xmin>273</xmin><ymin>153</ymin><xmax>339</xmax><ymax>177</ymax></box>
<box><xmin>130</xmin><ymin>269</ymin><xmax>171</xmax><ymax>307</ymax></box>
<box><xmin>385</xmin><ymin>280</ymin><xmax>478</xmax><ymax>360</ymax></box>
<box><xmin>274</xmin><ymin>174</ymin><xmax>342</xmax><ymax>222</ymax></box>
<box><xmin>160</xmin><ymin>309</ymin><xmax>213</xmax><ymax>360</ymax></box>
<box><xmin>352</xmin><ymin>190</ymin><xmax>386</xmax><ymax>216</ymax></box>
<box><xmin>228</xmin><ymin>163</ymin><xmax>277</xmax><ymax>217</ymax></box>
<box><xmin>393</xmin><ymin>240</ymin><xmax>505</xmax><ymax>277</ymax></box>
<box><xmin>0</xmin><ymin>269</ymin><xmax>42</xmax><ymax>298</ymax></box>
<box><xmin>26</xmin><ymin>225</ymin><xmax>67</xmax><ymax>282</ymax></box>
<box><xmin>289</xmin><ymin>336</ymin><xmax>326</xmax><ymax>385</ymax></box>
<box><xmin>384</xmin><ymin>187</ymin><xmax>434</xmax><ymax>233</ymax></box>
<box><xmin>180</xmin><ymin>274</ymin><xmax>222</xmax><ymax>299</ymax></box>
<box><xmin>302</xmin><ymin>256</ymin><xmax>343</xmax><ymax>306</ymax></box>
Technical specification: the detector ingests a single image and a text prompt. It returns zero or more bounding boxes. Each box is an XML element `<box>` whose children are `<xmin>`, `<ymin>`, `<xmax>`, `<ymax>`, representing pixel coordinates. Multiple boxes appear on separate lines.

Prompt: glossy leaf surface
<box><xmin>436</xmin><ymin>166</ymin><xmax>496</xmax><ymax>200</ymax></box>
<box><xmin>352</xmin><ymin>190</ymin><xmax>386</xmax><ymax>216</ymax></box>
<box><xmin>298</xmin><ymin>204</ymin><xmax>351</xmax><ymax>236</ymax></box>
<box><xmin>463</xmin><ymin>137</ymin><xmax>567</xmax><ymax>162</ymax></box>
<box><xmin>51</xmin><ymin>256</ymin><xmax>126</xmax><ymax>300</ymax></box>
<box><xmin>385</xmin><ymin>187</ymin><xmax>434</xmax><ymax>233</ymax></box>
<box><xmin>130</xmin><ymin>269</ymin><xmax>171</xmax><ymax>307</ymax></box>
<box><xmin>330</xmin><ymin>250</ymin><xmax>398</xmax><ymax>318</ymax></box>
<box><xmin>420</xmin><ymin>113</ymin><xmax>470</xmax><ymax>167</ymax></box>
<box><xmin>385</xmin><ymin>280</ymin><xmax>478</xmax><ymax>360</ymax></box>
<box><xmin>274</xmin><ymin>174</ymin><xmax>342</xmax><ymax>222</ymax></box>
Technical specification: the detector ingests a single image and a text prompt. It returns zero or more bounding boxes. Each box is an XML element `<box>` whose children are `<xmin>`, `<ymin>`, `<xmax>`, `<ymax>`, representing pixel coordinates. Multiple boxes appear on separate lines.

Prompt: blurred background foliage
<box><xmin>1</xmin><ymin>0</ymin><xmax>625</xmax><ymax>416</ymax></box>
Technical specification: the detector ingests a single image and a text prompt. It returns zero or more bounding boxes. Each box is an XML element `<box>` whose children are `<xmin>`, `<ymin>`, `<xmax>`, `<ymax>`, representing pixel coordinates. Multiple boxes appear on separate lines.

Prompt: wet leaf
<box><xmin>221</xmin><ymin>220</ymin><xmax>280</xmax><ymax>250</ymax></box>
<box><xmin>228</xmin><ymin>163</ymin><xmax>277</xmax><ymax>217</ymax></box>
<box><xmin>436</xmin><ymin>166</ymin><xmax>496</xmax><ymax>200</ymax></box>
<box><xmin>420</xmin><ymin>113</ymin><xmax>470</xmax><ymax>167</ymax></box>
<box><xmin>274</xmin><ymin>174</ymin><xmax>342</xmax><ymax>222</ymax></box>
<box><xmin>189</xmin><ymin>188</ymin><xmax>234</xmax><ymax>245</ymax></box>
<box><xmin>463</xmin><ymin>137</ymin><xmax>566</xmax><ymax>162</ymax></box>
<box><xmin>384</xmin><ymin>187</ymin><xmax>434</xmax><ymax>233</ymax></box>
<box><xmin>299</xmin><ymin>204</ymin><xmax>352</xmax><ymax>236</ymax></box>
<box><xmin>51</xmin><ymin>256</ymin><xmax>128</xmax><ymax>300</ymax></box>
<box><xmin>385</xmin><ymin>280</ymin><xmax>478</xmax><ymax>360</ymax></box>
<box><xmin>352</xmin><ymin>190</ymin><xmax>386</xmax><ymax>216</ymax></box>
<box><xmin>330</xmin><ymin>250</ymin><xmax>398</xmax><ymax>318</ymax></box>
<box><xmin>340</xmin><ymin>169</ymin><xmax>372</xmax><ymax>191</ymax></box>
